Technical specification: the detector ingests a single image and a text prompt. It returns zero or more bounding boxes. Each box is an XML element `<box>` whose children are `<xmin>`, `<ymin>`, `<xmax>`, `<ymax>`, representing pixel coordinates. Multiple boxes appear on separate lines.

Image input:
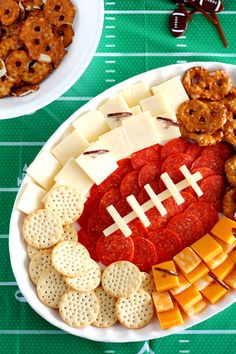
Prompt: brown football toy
<box><xmin>169</xmin><ymin>9</ymin><xmax>188</xmax><ymax>37</ymax></box>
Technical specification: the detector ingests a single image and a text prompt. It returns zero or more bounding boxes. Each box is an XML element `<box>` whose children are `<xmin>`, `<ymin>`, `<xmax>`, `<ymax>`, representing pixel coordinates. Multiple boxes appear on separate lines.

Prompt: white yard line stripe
<box><xmin>104</xmin><ymin>351</ymin><xmax>115</xmax><ymax>353</ymax></box>
<box><xmin>105</xmin><ymin>16</ymin><xmax>116</xmax><ymax>20</ymax></box>
<box><xmin>57</xmin><ymin>97</ymin><xmax>92</xmax><ymax>101</ymax></box>
<box><xmin>106</xmin><ymin>35</ymin><xmax>116</xmax><ymax>38</ymax></box>
<box><xmin>95</xmin><ymin>52</ymin><xmax>236</xmax><ymax>58</ymax></box>
<box><xmin>179</xmin><ymin>340</ymin><xmax>190</xmax><ymax>343</ymax></box>
<box><xmin>0</xmin><ymin>142</ymin><xmax>45</xmax><ymax>146</ymax></box>
<box><xmin>178</xmin><ymin>330</ymin><xmax>236</xmax><ymax>334</ymax></box>
<box><xmin>0</xmin><ymin>330</ymin><xmax>66</xmax><ymax>335</ymax></box>
<box><xmin>105</xmin><ymin>44</ymin><xmax>116</xmax><ymax>48</ymax></box>
<box><xmin>177</xmin><ymin>60</ymin><xmax>187</xmax><ymax>63</ymax></box>
<box><xmin>104</xmin><ymin>10</ymin><xmax>236</xmax><ymax>15</ymax></box>
<box><xmin>105</xmin><ymin>60</ymin><xmax>116</xmax><ymax>64</ymax></box>
<box><xmin>0</xmin><ymin>188</ymin><xmax>19</xmax><ymax>192</ymax></box>
<box><xmin>105</xmin><ymin>2</ymin><xmax>115</xmax><ymax>5</ymax></box>
<box><xmin>0</xmin><ymin>282</ymin><xmax>17</xmax><ymax>286</ymax></box>
<box><xmin>177</xmin><ymin>36</ymin><xmax>186</xmax><ymax>39</ymax></box>
<box><xmin>105</xmin><ymin>79</ymin><xmax>116</xmax><ymax>83</ymax></box>
<box><xmin>105</xmin><ymin>70</ymin><xmax>116</xmax><ymax>73</ymax></box>
<box><xmin>105</xmin><ymin>25</ymin><xmax>116</xmax><ymax>29</ymax></box>
<box><xmin>179</xmin><ymin>351</ymin><xmax>190</xmax><ymax>353</ymax></box>
<box><xmin>0</xmin><ymin>234</ymin><xmax>8</xmax><ymax>239</ymax></box>
<box><xmin>176</xmin><ymin>44</ymin><xmax>187</xmax><ymax>47</ymax></box>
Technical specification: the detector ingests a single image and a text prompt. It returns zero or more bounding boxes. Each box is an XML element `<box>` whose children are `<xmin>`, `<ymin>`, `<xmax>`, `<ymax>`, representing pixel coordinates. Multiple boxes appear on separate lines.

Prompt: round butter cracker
<box><xmin>52</xmin><ymin>240</ymin><xmax>90</xmax><ymax>277</ymax></box>
<box><xmin>37</xmin><ymin>268</ymin><xmax>69</xmax><ymax>308</ymax></box>
<box><xmin>102</xmin><ymin>261</ymin><xmax>142</xmax><ymax>298</ymax></box>
<box><xmin>139</xmin><ymin>272</ymin><xmax>156</xmax><ymax>295</ymax></box>
<box><xmin>92</xmin><ymin>287</ymin><xmax>117</xmax><ymax>328</ymax></box>
<box><xmin>27</xmin><ymin>244</ymin><xmax>39</xmax><ymax>260</ymax></box>
<box><xmin>44</xmin><ymin>185</ymin><xmax>84</xmax><ymax>225</ymax></box>
<box><xmin>59</xmin><ymin>290</ymin><xmax>99</xmax><ymax>328</ymax></box>
<box><xmin>64</xmin><ymin>258</ymin><xmax>101</xmax><ymax>292</ymax></box>
<box><xmin>22</xmin><ymin>208</ymin><xmax>62</xmax><ymax>249</ymax></box>
<box><xmin>29</xmin><ymin>249</ymin><xmax>52</xmax><ymax>285</ymax></box>
<box><xmin>61</xmin><ymin>223</ymin><xmax>78</xmax><ymax>242</ymax></box>
<box><xmin>116</xmin><ymin>289</ymin><xmax>154</xmax><ymax>329</ymax></box>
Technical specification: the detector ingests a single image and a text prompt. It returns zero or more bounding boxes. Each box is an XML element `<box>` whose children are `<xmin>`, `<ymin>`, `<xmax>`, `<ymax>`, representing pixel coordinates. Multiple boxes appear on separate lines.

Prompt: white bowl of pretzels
<box><xmin>0</xmin><ymin>0</ymin><xmax>104</xmax><ymax>119</ymax></box>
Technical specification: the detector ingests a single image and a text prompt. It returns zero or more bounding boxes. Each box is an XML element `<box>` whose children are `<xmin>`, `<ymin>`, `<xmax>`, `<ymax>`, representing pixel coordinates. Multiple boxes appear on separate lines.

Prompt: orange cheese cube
<box><xmin>224</xmin><ymin>269</ymin><xmax>236</xmax><ymax>289</ymax></box>
<box><xmin>152</xmin><ymin>261</ymin><xmax>179</xmax><ymax>292</ymax></box>
<box><xmin>211</xmin><ymin>257</ymin><xmax>235</xmax><ymax>280</ymax></box>
<box><xmin>174</xmin><ymin>247</ymin><xmax>201</xmax><ymax>274</ymax></box>
<box><xmin>174</xmin><ymin>285</ymin><xmax>202</xmax><ymax>311</ymax></box>
<box><xmin>194</xmin><ymin>274</ymin><xmax>213</xmax><ymax>291</ymax></box>
<box><xmin>152</xmin><ymin>291</ymin><xmax>174</xmax><ymax>312</ymax></box>
<box><xmin>191</xmin><ymin>234</ymin><xmax>222</xmax><ymax>262</ymax></box>
<box><xmin>201</xmin><ymin>282</ymin><xmax>228</xmax><ymax>304</ymax></box>
<box><xmin>184</xmin><ymin>300</ymin><xmax>207</xmax><ymax>317</ymax></box>
<box><xmin>211</xmin><ymin>216</ymin><xmax>236</xmax><ymax>245</ymax></box>
<box><xmin>228</xmin><ymin>250</ymin><xmax>236</xmax><ymax>263</ymax></box>
<box><xmin>206</xmin><ymin>252</ymin><xmax>228</xmax><ymax>270</ymax></box>
<box><xmin>170</xmin><ymin>274</ymin><xmax>191</xmax><ymax>295</ymax></box>
<box><xmin>156</xmin><ymin>301</ymin><xmax>184</xmax><ymax>330</ymax></box>
<box><xmin>214</xmin><ymin>238</ymin><xmax>236</xmax><ymax>254</ymax></box>
<box><xmin>182</xmin><ymin>262</ymin><xmax>209</xmax><ymax>284</ymax></box>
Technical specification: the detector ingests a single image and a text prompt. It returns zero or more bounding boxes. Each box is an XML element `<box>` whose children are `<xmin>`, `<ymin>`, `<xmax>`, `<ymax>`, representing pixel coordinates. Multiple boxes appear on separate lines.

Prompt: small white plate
<box><xmin>9</xmin><ymin>62</ymin><xmax>236</xmax><ymax>342</ymax></box>
<box><xmin>0</xmin><ymin>0</ymin><xmax>104</xmax><ymax>119</ymax></box>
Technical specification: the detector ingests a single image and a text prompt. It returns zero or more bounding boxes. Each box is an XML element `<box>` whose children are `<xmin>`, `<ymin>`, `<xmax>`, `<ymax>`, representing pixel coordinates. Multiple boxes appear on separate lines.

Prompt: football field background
<box><xmin>1</xmin><ymin>0</ymin><xmax>236</xmax><ymax>353</ymax></box>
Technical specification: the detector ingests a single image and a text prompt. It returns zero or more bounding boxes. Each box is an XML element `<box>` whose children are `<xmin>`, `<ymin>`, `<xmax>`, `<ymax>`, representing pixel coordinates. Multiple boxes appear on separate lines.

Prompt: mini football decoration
<box><xmin>195</xmin><ymin>0</ymin><xmax>224</xmax><ymax>13</ymax></box>
<box><xmin>169</xmin><ymin>9</ymin><xmax>188</xmax><ymax>38</ymax></box>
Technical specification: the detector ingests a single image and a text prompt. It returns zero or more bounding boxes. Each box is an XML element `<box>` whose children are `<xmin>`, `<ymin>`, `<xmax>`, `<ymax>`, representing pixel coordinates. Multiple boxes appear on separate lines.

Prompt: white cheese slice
<box><xmin>179</xmin><ymin>165</ymin><xmax>203</xmax><ymax>197</ymax></box>
<box><xmin>151</xmin><ymin>75</ymin><xmax>189</xmax><ymax>113</ymax></box>
<box><xmin>126</xmin><ymin>195</ymin><xmax>150</xmax><ymax>228</ymax></box>
<box><xmin>98</xmin><ymin>94</ymin><xmax>131</xmax><ymax>129</ymax></box>
<box><xmin>54</xmin><ymin>158</ymin><xmax>93</xmax><ymax>196</ymax></box>
<box><xmin>16</xmin><ymin>180</ymin><xmax>46</xmax><ymax>214</ymax></box>
<box><xmin>160</xmin><ymin>172</ymin><xmax>185</xmax><ymax>205</ymax></box>
<box><xmin>98</xmin><ymin>126</ymin><xmax>133</xmax><ymax>161</ymax></box>
<box><xmin>105</xmin><ymin>205</ymin><xmax>132</xmax><ymax>237</ymax></box>
<box><xmin>140</xmin><ymin>94</ymin><xmax>176</xmax><ymax>120</ymax></box>
<box><xmin>104</xmin><ymin>172</ymin><xmax>203</xmax><ymax>236</ymax></box>
<box><xmin>75</xmin><ymin>141</ymin><xmax>118</xmax><ymax>185</ymax></box>
<box><xmin>51</xmin><ymin>130</ymin><xmax>90</xmax><ymax>165</ymax></box>
<box><xmin>144</xmin><ymin>184</ymin><xmax>167</xmax><ymax>217</ymax></box>
<box><xmin>27</xmin><ymin>150</ymin><xmax>62</xmax><ymax>190</ymax></box>
<box><xmin>122</xmin><ymin>111</ymin><xmax>160</xmax><ymax>153</ymax></box>
<box><xmin>130</xmin><ymin>105</ymin><xmax>142</xmax><ymax>115</ymax></box>
<box><xmin>155</xmin><ymin>119</ymin><xmax>181</xmax><ymax>144</ymax></box>
<box><xmin>72</xmin><ymin>110</ymin><xmax>110</xmax><ymax>142</ymax></box>
<box><xmin>120</xmin><ymin>81</ymin><xmax>151</xmax><ymax>107</ymax></box>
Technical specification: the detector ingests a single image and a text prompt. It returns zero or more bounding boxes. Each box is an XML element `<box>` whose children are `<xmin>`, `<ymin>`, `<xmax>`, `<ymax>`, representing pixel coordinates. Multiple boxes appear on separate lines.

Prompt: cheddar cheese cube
<box><xmin>214</xmin><ymin>238</ymin><xmax>236</xmax><ymax>254</ymax></box>
<box><xmin>201</xmin><ymin>282</ymin><xmax>228</xmax><ymax>304</ymax></box>
<box><xmin>152</xmin><ymin>261</ymin><xmax>179</xmax><ymax>292</ymax></box>
<box><xmin>174</xmin><ymin>247</ymin><xmax>201</xmax><ymax>274</ymax></box>
<box><xmin>170</xmin><ymin>274</ymin><xmax>191</xmax><ymax>296</ymax></box>
<box><xmin>224</xmin><ymin>269</ymin><xmax>236</xmax><ymax>289</ymax></box>
<box><xmin>182</xmin><ymin>262</ymin><xmax>209</xmax><ymax>284</ymax></box>
<box><xmin>194</xmin><ymin>274</ymin><xmax>213</xmax><ymax>291</ymax></box>
<box><xmin>173</xmin><ymin>285</ymin><xmax>202</xmax><ymax>311</ymax></box>
<box><xmin>152</xmin><ymin>292</ymin><xmax>174</xmax><ymax>313</ymax></box>
<box><xmin>184</xmin><ymin>300</ymin><xmax>207</xmax><ymax>317</ymax></box>
<box><xmin>191</xmin><ymin>234</ymin><xmax>222</xmax><ymax>262</ymax></box>
<box><xmin>228</xmin><ymin>250</ymin><xmax>236</xmax><ymax>263</ymax></box>
<box><xmin>211</xmin><ymin>257</ymin><xmax>235</xmax><ymax>280</ymax></box>
<box><xmin>211</xmin><ymin>216</ymin><xmax>236</xmax><ymax>245</ymax></box>
<box><xmin>206</xmin><ymin>252</ymin><xmax>228</xmax><ymax>270</ymax></box>
<box><xmin>156</xmin><ymin>301</ymin><xmax>184</xmax><ymax>330</ymax></box>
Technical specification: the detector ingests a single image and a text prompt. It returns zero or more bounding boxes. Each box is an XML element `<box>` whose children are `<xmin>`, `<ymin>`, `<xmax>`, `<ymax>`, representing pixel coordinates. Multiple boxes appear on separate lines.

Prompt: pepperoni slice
<box><xmin>163</xmin><ymin>191</ymin><xmax>197</xmax><ymax>217</ymax></box>
<box><xmin>161</xmin><ymin>138</ymin><xmax>190</xmax><ymax>161</ymax></box>
<box><xmin>128</xmin><ymin>219</ymin><xmax>147</xmax><ymax>238</ymax></box>
<box><xmin>90</xmin><ymin>174</ymin><xmax>121</xmax><ymax>199</ymax></box>
<box><xmin>99</xmin><ymin>189</ymin><xmax>121</xmax><ymax>224</ymax></box>
<box><xmin>146</xmin><ymin>207</ymin><xmax>171</xmax><ymax>231</ymax></box>
<box><xmin>138</xmin><ymin>162</ymin><xmax>162</xmax><ymax>188</ymax></box>
<box><xmin>130</xmin><ymin>237</ymin><xmax>157</xmax><ymax>272</ymax></box>
<box><xmin>120</xmin><ymin>170</ymin><xmax>140</xmax><ymax>197</ymax></box>
<box><xmin>186</xmin><ymin>201</ymin><xmax>219</xmax><ymax>233</ymax></box>
<box><xmin>191</xmin><ymin>155</ymin><xmax>225</xmax><ymax>175</ymax></box>
<box><xmin>146</xmin><ymin>228</ymin><xmax>182</xmax><ymax>263</ymax></box>
<box><xmin>77</xmin><ymin>229</ymin><xmax>98</xmax><ymax>261</ymax></box>
<box><xmin>87</xmin><ymin>213</ymin><xmax>108</xmax><ymax>244</ymax></box>
<box><xmin>186</xmin><ymin>142</ymin><xmax>203</xmax><ymax>160</ymax></box>
<box><xmin>190</xmin><ymin>167</ymin><xmax>218</xmax><ymax>179</ymax></box>
<box><xmin>78</xmin><ymin>195</ymin><xmax>100</xmax><ymax>229</ymax></box>
<box><xmin>138</xmin><ymin>181</ymin><xmax>160</xmax><ymax>205</ymax></box>
<box><xmin>198</xmin><ymin>175</ymin><xmax>226</xmax><ymax>212</ymax></box>
<box><xmin>202</xmin><ymin>142</ymin><xmax>234</xmax><ymax>162</ymax></box>
<box><xmin>111</xmin><ymin>158</ymin><xmax>134</xmax><ymax>181</ymax></box>
<box><xmin>167</xmin><ymin>212</ymin><xmax>205</xmax><ymax>247</ymax></box>
<box><xmin>115</xmin><ymin>197</ymin><xmax>132</xmax><ymax>217</ymax></box>
<box><xmin>160</xmin><ymin>153</ymin><xmax>194</xmax><ymax>190</ymax></box>
<box><xmin>131</xmin><ymin>143</ymin><xmax>162</xmax><ymax>169</ymax></box>
<box><xmin>96</xmin><ymin>233</ymin><xmax>134</xmax><ymax>266</ymax></box>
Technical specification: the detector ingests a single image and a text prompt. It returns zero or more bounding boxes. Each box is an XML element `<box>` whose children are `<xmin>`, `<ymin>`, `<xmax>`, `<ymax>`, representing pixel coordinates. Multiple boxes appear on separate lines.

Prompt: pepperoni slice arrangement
<box><xmin>77</xmin><ymin>138</ymin><xmax>233</xmax><ymax>271</ymax></box>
